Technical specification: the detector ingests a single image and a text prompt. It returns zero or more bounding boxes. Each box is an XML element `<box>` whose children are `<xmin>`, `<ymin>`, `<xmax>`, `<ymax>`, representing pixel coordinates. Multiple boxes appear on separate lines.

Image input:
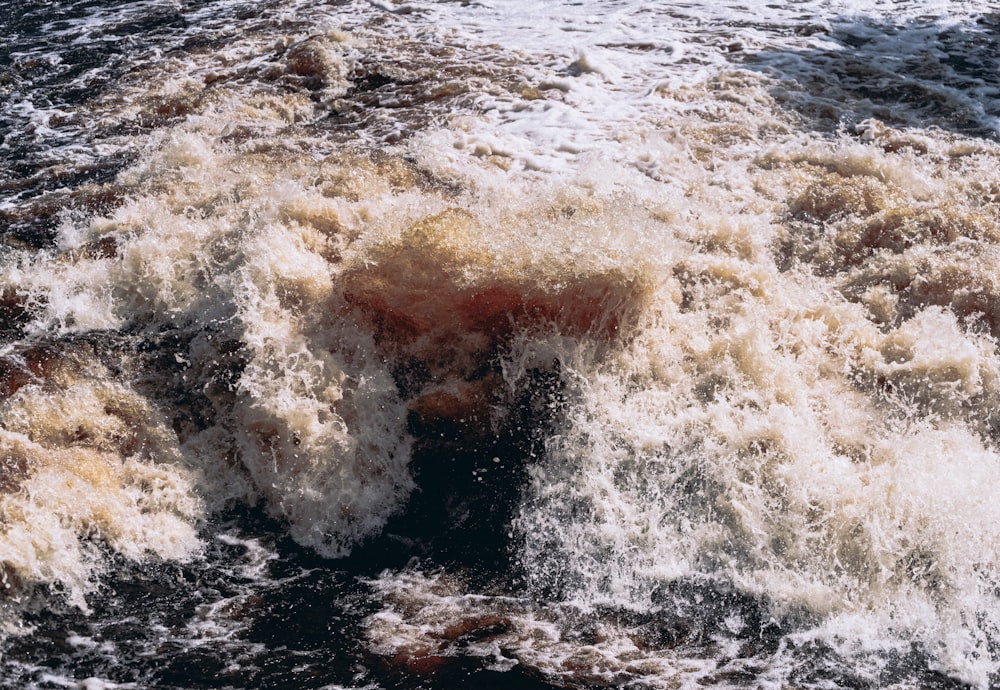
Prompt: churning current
<box><xmin>3</xmin><ymin>1</ymin><xmax>1000</xmax><ymax>688</ymax></box>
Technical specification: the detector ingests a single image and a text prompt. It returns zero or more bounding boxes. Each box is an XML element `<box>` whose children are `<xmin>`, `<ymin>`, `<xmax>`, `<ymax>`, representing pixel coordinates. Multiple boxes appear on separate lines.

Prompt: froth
<box><xmin>0</xmin><ymin>347</ymin><xmax>201</xmax><ymax>613</ymax></box>
<box><xmin>510</xmin><ymin>121</ymin><xmax>1000</xmax><ymax>686</ymax></box>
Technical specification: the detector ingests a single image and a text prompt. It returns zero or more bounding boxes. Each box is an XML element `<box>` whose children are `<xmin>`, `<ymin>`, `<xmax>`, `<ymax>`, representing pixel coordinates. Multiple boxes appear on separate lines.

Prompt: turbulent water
<box><xmin>3</xmin><ymin>1</ymin><xmax>1000</xmax><ymax>688</ymax></box>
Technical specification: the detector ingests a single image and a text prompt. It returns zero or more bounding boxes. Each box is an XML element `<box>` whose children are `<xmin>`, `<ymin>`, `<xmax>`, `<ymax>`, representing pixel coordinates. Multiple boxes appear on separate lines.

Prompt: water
<box><xmin>2</xmin><ymin>1</ymin><xmax>1000</xmax><ymax>687</ymax></box>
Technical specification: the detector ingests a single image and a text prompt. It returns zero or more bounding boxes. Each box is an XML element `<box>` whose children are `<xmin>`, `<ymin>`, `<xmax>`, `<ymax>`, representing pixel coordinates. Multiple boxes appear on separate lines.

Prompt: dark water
<box><xmin>0</xmin><ymin>505</ymin><xmax>970</xmax><ymax>689</ymax></box>
<box><xmin>0</xmin><ymin>509</ymin><xmax>561</xmax><ymax>690</ymax></box>
<box><xmin>3</xmin><ymin>0</ymin><xmax>198</xmax><ymax>244</ymax></box>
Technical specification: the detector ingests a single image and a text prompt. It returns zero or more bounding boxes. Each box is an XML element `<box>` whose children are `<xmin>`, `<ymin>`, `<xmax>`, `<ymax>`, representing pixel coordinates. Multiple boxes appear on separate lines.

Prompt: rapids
<box><xmin>2</xmin><ymin>1</ymin><xmax>1000</xmax><ymax>687</ymax></box>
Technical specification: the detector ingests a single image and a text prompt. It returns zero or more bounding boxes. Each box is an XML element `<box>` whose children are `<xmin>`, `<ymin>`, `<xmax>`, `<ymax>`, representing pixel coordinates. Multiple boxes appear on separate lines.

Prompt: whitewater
<box><xmin>2</xmin><ymin>0</ymin><xmax>1000</xmax><ymax>687</ymax></box>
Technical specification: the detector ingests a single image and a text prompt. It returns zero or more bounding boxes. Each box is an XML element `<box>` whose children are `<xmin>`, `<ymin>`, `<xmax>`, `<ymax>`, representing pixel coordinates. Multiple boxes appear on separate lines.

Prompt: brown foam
<box><xmin>0</xmin><ymin>344</ymin><xmax>72</xmax><ymax>400</ymax></box>
<box><xmin>342</xmin><ymin>209</ymin><xmax>647</xmax><ymax>437</ymax></box>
